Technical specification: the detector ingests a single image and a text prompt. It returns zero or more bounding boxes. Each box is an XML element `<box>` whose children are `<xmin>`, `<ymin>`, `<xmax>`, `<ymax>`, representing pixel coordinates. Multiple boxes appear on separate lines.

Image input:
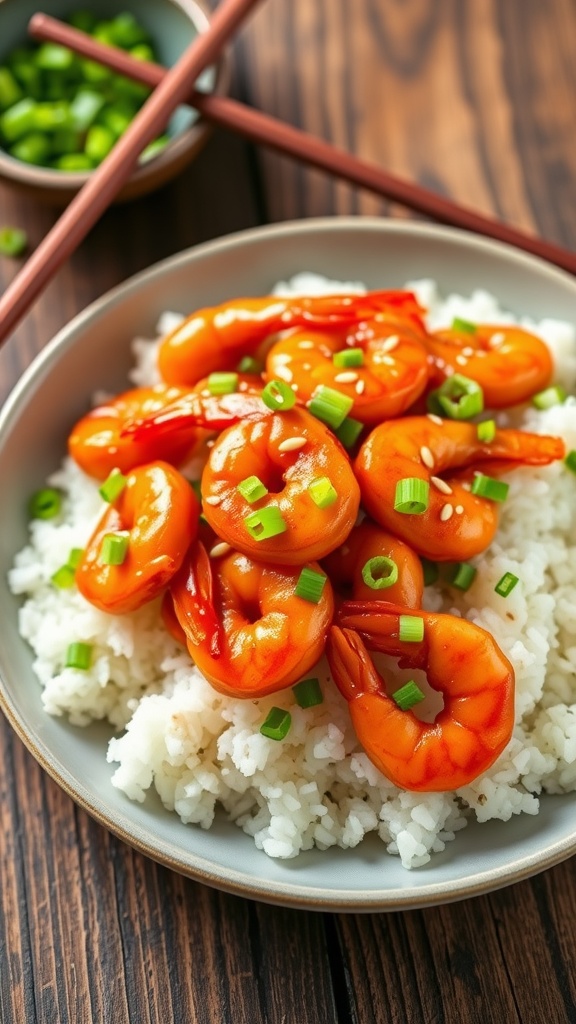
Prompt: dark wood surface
<box><xmin>1</xmin><ymin>1</ymin><xmax>576</xmax><ymax>1021</ymax></box>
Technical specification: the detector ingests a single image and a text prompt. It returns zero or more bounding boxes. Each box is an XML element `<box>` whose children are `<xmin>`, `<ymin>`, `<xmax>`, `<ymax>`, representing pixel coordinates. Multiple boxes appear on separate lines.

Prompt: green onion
<box><xmin>0</xmin><ymin>68</ymin><xmax>23</xmax><ymax>111</ymax></box>
<box><xmin>451</xmin><ymin>317</ymin><xmax>477</xmax><ymax>334</ymax></box>
<box><xmin>207</xmin><ymin>371</ymin><xmax>238</xmax><ymax>395</ymax></box>
<box><xmin>261</xmin><ymin>379</ymin><xmax>296</xmax><ymax>411</ymax></box>
<box><xmin>449</xmin><ymin>562</ymin><xmax>477</xmax><ymax>591</ymax></box>
<box><xmin>471</xmin><ymin>473</ymin><xmax>509</xmax><ymax>502</ymax></box>
<box><xmin>430</xmin><ymin>374</ymin><xmax>484</xmax><ymax>420</ymax></box>
<box><xmin>28</xmin><ymin>487</ymin><xmax>61</xmax><ymax>520</ymax></box>
<box><xmin>398</xmin><ymin>615</ymin><xmax>424</xmax><ymax>642</ymax></box>
<box><xmin>361</xmin><ymin>556</ymin><xmax>399</xmax><ymax>590</ymax></box>
<box><xmin>67</xmin><ymin>548</ymin><xmax>84</xmax><ymax>569</ymax></box>
<box><xmin>65</xmin><ymin>642</ymin><xmax>92</xmax><ymax>670</ymax></box>
<box><xmin>99</xmin><ymin>468</ymin><xmax>127</xmax><ymax>503</ymax></box>
<box><xmin>420</xmin><ymin>557</ymin><xmax>439</xmax><ymax>586</ymax></box>
<box><xmin>139</xmin><ymin>134</ymin><xmax>170</xmax><ymax>163</ymax></box>
<box><xmin>69</xmin><ymin>88</ymin><xmax>105</xmax><ymax>131</ymax></box>
<box><xmin>84</xmin><ymin>123</ymin><xmax>115</xmax><ymax>163</ymax></box>
<box><xmin>260</xmin><ymin>707</ymin><xmax>292</xmax><ymax>741</ymax></box>
<box><xmin>0</xmin><ymin>97</ymin><xmax>36</xmax><ymax>141</ymax></box>
<box><xmin>292</xmin><ymin>677</ymin><xmax>323</xmax><ymax>708</ymax></box>
<box><xmin>532</xmin><ymin>385</ymin><xmax>566</xmax><ymax>410</ymax></box>
<box><xmin>392</xmin><ymin>680</ymin><xmax>426</xmax><ymax>711</ymax></box>
<box><xmin>564</xmin><ymin>450</ymin><xmax>576</xmax><ymax>474</ymax></box>
<box><xmin>237</xmin><ymin>475</ymin><xmax>268</xmax><ymax>503</ymax></box>
<box><xmin>54</xmin><ymin>153</ymin><xmax>95</xmax><ymax>171</ymax></box>
<box><xmin>477</xmin><ymin>419</ymin><xmax>496</xmax><ymax>443</ymax></box>
<box><xmin>308</xmin><ymin>476</ymin><xmax>337</xmax><ymax>508</ymax></box>
<box><xmin>333</xmin><ymin>347</ymin><xmax>364</xmax><ymax>368</ymax></box>
<box><xmin>69</xmin><ymin>11</ymin><xmax>98</xmax><ymax>33</ymax></box>
<box><xmin>106</xmin><ymin>13</ymin><xmax>151</xmax><ymax>49</ymax></box>
<box><xmin>244</xmin><ymin>506</ymin><xmax>287</xmax><ymax>541</ymax></box>
<box><xmin>100</xmin><ymin>531</ymin><xmax>129</xmax><ymax>566</ymax></box>
<box><xmin>0</xmin><ymin>226</ymin><xmax>28</xmax><ymax>256</ymax></box>
<box><xmin>308</xmin><ymin>385</ymin><xmax>354</xmax><ymax>430</ymax></box>
<box><xmin>495</xmin><ymin>572</ymin><xmax>519</xmax><ymax>597</ymax></box>
<box><xmin>394</xmin><ymin>477</ymin><xmax>429</xmax><ymax>515</ymax></box>
<box><xmin>335</xmin><ymin>416</ymin><xmax>363</xmax><ymax>449</ymax></box>
<box><xmin>10</xmin><ymin>133</ymin><xmax>50</xmax><ymax>165</ymax></box>
<box><xmin>35</xmin><ymin>43</ymin><xmax>75</xmax><ymax>71</ymax></box>
<box><xmin>295</xmin><ymin>567</ymin><xmax>327</xmax><ymax>603</ymax></box>
<box><xmin>51</xmin><ymin>564</ymin><xmax>76</xmax><ymax>589</ymax></box>
<box><xmin>236</xmin><ymin>355</ymin><xmax>263</xmax><ymax>375</ymax></box>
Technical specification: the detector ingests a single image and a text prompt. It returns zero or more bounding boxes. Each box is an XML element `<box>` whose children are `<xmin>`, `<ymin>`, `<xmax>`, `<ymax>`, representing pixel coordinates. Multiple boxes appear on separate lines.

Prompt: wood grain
<box><xmin>1</xmin><ymin>2</ymin><xmax>576</xmax><ymax>1022</ymax></box>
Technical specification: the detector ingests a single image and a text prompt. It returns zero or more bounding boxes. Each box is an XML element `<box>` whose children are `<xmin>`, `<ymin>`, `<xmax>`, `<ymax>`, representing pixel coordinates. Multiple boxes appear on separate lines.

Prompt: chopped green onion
<box><xmin>292</xmin><ymin>677</ymin><xmax>323</xmax><ymax>708</ymax></box>
<box><xmin>449</xmin><ymin>562</ymin><xmax>477</xmax><ymax>591</ymax></box>
<box><xmin>207</xmin><ymin>371</ymin><xmax>238</xmax><ymax>395</ymax></box>
<box><xmin>477</xmin><ymin>419</ymin><xmax>496</xmax><ymax>443</ymax></box>
<box><xmin>84</xmin><ymin>123</ymin><xmax>115</xmax><ymax>163</ymax></box>
<box><xmin>28</xmin><ymin>487</ymin><xmax>61</xmax><ymax>520</ymax></box>
<box><xmin>430</xmin><ymin>374</ymin><xmax>484</xmax><ymax>420</ymax></box>
<box><xmin>99</xmin><ymin>468</ymin><xmax>127</xmax><ymax>503</ymax></box>
<box><xmin>0</xmin><ymin>97</ymin><xmax>36</xmax><ymax>141</ymax></box>
<box><xmin>393</xmin><ymin>680</ymin><xmax>426</xmax><ymax>711</ymax></box>
<box><xmin>333</xmin><ymin>347</ymin><xmax>364</xmax><ymax>368</ymax></box>
<box><xmin>0</xmin><ymin>68</ymin><xmax>23</xmax><ymax>111</ymax></box>
<box><xmin>295</xmin><ymin>567</ymin><xmax>327</xmax><ymax>604</ymax></box>
<box><xmin>420</xmin><ymin>557</ymin><xmax>439</xmax><ymax>586</ymax></box>
<box><xmin>51</xmin><ymin>564</ymin><xmax>76</xmax><ymax>589</ymax></box>
<box><xmin>236</xmin><ymin>355</ymin><xmax>263</xmax><ymax>375</ymax></box>
<box><xmin>532</xmin><ymin>385</ymin><xmax>566</xmax><ymax>410</ymax></box>
<box><xmin>308</xmin><ymin>476</ymin><xmax>337</xmax><ymax>508</ymax></box>
<box><xmin>10</xmin><ymin>133</ymin><xmax>51</xmax><ymax>165</ymax></box>
<box><xmin>54</xmin><ymin>153</ymin><xmax>95</xmax><ymax>171</ymax></box>
<box><xmin>564</xmin><ymin>450</ymin><xmax>576</xmax><ymax>474</ymax></box>
<box><xmin>0</xmin><ymin>226</ymin><xmax>28</xmax><ymax>257</ymax></box>
<box><xmin>261</xmin><ymin>379</ymin><xmax>296</xmax><ymax>411</ymax></box>
<box><xmin>69</xmin><ymin>88</ymin><xmax>105</xmax><ymax>131</ymax></box>
<box><xmin>495</xmin><ymin>572</ymin><xmax>519</xmax><ymax>597</ymax></box>
<box><xmin>139</xmin><ymin>134</ymin><xmax>170</xmax><ymax>163</ymax></box>
<box><xmin>35</xmin><ymin>43</ymin><xmax>75</xmax><ymax>71</ymax></box>
<box><xmin>451</xmin><ymin>317</ymin><xmax>477</xmax><ymax>335</ymax></box>
<box><xmin>237</xmin><ymin>475</ymin><xmax>268</xmax><ymax>503</ymax></box>
<box><xmin>471</xmin><ymin>473</ymin><xmax>509</xmax><ymax>502</ymax></box>
<box><xmin>335</xmin><ymin>416</ymin><xmax>363</xmax><ymax>449</ymax></box>
<box><xmin>308</xmin><ymin>385</ymin><xmax>354</xmax><ymax>430</ymax></box>
<box><xmin>361</xmin><ymin>556</ymin><xmax>399</xmax><ymax>590</ymax></box>
<box><xmin>394</xmin><ymin>477</ymin><xmax>429</xmax><ymax>515</ymax></box>
<box><xmin>67</xmin><ymin>547</ymin><xmax>84</xmax><ymax>569</ymax></box>
<box><xmin>398</xmin><ymin>615</ymin><xmax>424</xmax><ymax>642</ymax></box>
<box><xmin>260</xmin><ymin>707</ymin><xmax>292</xmax><ymax>741</ymax></box>
<box><xmin>100</xmin><ymin>531</ymin><xmax>129</xmax><ymax>566</ymax></box>
<box><xmin>65</xmin><ymin>642</ymin><xmax>92</xmax><ymax>670</ymax></box>
<box><xmin>244</xmin><ymin>506</ymin><xmax>287</xmax><ymax>541</ymax></box>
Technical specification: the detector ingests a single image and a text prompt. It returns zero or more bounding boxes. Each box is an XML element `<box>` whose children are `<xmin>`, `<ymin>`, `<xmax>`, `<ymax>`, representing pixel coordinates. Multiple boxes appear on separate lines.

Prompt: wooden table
<box><xmin>1</xmin><ymin>2</ymin><xmax>575</xmax><ymax>1020</ymax></box>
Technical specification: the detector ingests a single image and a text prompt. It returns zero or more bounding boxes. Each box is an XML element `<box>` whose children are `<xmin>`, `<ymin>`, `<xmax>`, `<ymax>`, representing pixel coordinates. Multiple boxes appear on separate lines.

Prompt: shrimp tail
<box><xmin>170</xmin><ymin>542</ymin><xmax>222</xmax><ymax>656</ymax></box>
<box><xmin>326</xmin><ymin>626</ymin><xmax>383</xmax><ymax>701</ymax></box>
<box><xmin>338</xmin><ymin>600</ymin><xmax>428</xmax><ymax>667</ymax></box>
<box><xmin>122</xmin><ymin>392</ymin><xmax>269</xmax><ymax>440</ymax></box>
<box><xmin>489</xmin><ymin>429</ymin><xmax>565</xmax><ymax>466</ymax></box>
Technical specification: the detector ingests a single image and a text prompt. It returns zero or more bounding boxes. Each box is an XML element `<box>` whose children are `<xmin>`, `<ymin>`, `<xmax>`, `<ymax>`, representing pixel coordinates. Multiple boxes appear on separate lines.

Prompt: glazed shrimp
<box><xmin>327</xmin><ymin>606</ymin><xmax>515</xmax><ymax>791</ymax></box>
<box><xmin>157</xmin><ymin>292</ymin><xmax>403</xmax><ymax>387</ymax></box>
<box><xmin>76</xmin><ymin>461</ymin><xmax>199</xmax><ymax>615</ymax></box>
<box><xmin>68</xmin><ymin>384</ymin><xmax>203</xmax><ymax>481</ymax></box>
<box><xmin>201</xmin><ymin>406</ymin><xmax>361</xmax><ymax>564</ymax></box>
<box><xmin>355</xmin><ymin>415</ymin><xmax>564</xmax><ymax>561</ymax></box>
<box><xmin>321</xmin><ymin>519</ymin><xmax>424</xmax><ymax>607</ymax></box>
<box><xmin>424</xmin><ymin>322</ymin><xmax>554</xmax><ymax>407</ymax></box>
<box><xmin>170</xmin><ymin>541</ymin><xmax>334</xmax><ymax>697</ymax></box>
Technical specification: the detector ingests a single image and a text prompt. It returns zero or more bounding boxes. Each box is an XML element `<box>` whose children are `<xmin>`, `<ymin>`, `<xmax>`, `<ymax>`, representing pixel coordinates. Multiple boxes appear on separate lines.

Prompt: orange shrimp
<box><xmin>424</xmin><ymin>322</ymin><xmax>554</xmax><ymax>407</ymax></box>
<box><xmin>170</xmin><ymin>541</ymin><xmax>334</xmax><ymax>697</ymax></box>
<box><xmin>76</xmin><ymin>461</ymin><xmax>199</xmax><ymax>615</ymax></box>
<box><xmin>327</xmin><ymin>605</ymin><xmax>515</xmax><ymax>791</ymax></box>
<box><xmin>201</xmin><ymin>406</ymin><xmax>361</xmax><ymax>565</ymax></box>
<box><xmin>321</xmin><ymin>519</ymin><xmax>424</xmax><ymax>607</ymax></box>
<box><xmin>68</xmin><ymin>384</ymin><xmax>203</xmax><ymax>481</ymax></box>
<box><xmin>354</xmin><ymin>415</ymin><xmax>564</xmax><ymax>561</ymax></box>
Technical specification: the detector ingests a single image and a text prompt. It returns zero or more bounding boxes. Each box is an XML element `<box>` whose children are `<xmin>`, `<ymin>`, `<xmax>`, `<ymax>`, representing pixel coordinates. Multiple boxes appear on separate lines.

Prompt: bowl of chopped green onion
<box><xmin>0</xmin><ymin>0</ymin><xmax>229</xmax><ymax>203</ymax></box>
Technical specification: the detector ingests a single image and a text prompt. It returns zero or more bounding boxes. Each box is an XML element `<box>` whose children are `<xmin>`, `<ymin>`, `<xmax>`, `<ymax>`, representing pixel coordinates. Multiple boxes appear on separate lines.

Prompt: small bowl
<box><xmin>0</xmin><ymin>0</ymin><xmax>229</xmax><ymax>203</ymax></box>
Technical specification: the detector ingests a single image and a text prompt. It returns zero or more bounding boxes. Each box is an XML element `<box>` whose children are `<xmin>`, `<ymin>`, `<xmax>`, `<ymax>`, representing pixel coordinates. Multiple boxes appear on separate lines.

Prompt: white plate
<box><xmin>1</xmin><ymin>217</ymin><xmax>575</xmax><ymax>911</ymax></box>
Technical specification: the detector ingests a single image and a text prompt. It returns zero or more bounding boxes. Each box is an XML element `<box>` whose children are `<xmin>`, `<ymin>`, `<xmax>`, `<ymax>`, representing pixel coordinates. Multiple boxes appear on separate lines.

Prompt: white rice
<box><xmin>9</xmin><ymin>275</ymin><xmax>576</xmax><ymax>869</ymax></box>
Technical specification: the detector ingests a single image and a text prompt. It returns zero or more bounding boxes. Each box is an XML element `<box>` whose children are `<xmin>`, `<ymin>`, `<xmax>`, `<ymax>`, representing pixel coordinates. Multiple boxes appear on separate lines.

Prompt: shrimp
<box><xmin>76</xmin><ymin>461</ymin><xmax>199</xmax><ymax>614</ymax></box>
<box><xmin>321</xmin><ymin>519</ymin><xmax>424</xmax><ymax>607</ymax></box>
<box><xmin>424</xmin><ymin>322</ymin><xmax>554</xmax><ymax>407</ymax></box>
<box><xmin>170</xmin><ymin>541</ymin><xmax>334</xmax><ymax>697</ymax></box>
<box><xmin>68</xmin><ymin>384</ymin><xmax>203</xmax><ymax>481</ymax></box>
<box><xmin>157</xmin><ymin>292</ymin><xmax>407</xmax><ymax>387</ymax></box>
<box><xmin>201</xmin><ymin>406</ymin><xmax>361</xmax><ymax>564</ymax></box>
<box><xmin>327</xmin><ymin>605</ymin><xmax>515</xmax><ymax>791</ymax></box>
<box><xmin>354</xmin><ymin>415</ymin><xmax>564</xmax><ymax>560</ymax></box>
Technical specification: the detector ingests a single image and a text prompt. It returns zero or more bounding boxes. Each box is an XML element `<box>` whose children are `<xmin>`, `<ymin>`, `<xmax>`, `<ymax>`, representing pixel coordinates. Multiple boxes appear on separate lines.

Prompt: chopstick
<box><xmin>28</xmin><ymin>14</ymin><xmax>576</xmax><ymax>279</ymax></box>
<box><xmin>0</xmin><ymin>0</ymin><xmax>264</xmax><ymax>345</ymax></box>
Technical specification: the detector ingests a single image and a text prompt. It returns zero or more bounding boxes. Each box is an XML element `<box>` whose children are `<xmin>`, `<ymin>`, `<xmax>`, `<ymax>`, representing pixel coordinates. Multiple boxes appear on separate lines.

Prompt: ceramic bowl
<box><xmin>1</xmin><ymin>218</ymin><xmax>575</xmax><ymax>911</ymax></box>
<box><xmin>0</xmin><ymin>0</ymin><xmax>229</xmax><ymax>203</ymax></box>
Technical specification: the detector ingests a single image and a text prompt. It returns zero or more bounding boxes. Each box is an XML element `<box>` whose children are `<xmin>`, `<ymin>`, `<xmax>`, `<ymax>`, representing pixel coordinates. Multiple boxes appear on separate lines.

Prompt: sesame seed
<box><xmin>462</xmin><ymin>346</ymin><xmax>475</xmax><ymax>357</ymax></box>
<box><xmin>275</xmin><ymin>366</ymin><xmax>293</xmax><ymax>382</ymax></box>
<box><xmin>298</xmin><ymin>340</ymin><xmax>314</xmax><ymax>349</ymax></box>
<box><xmin>278</xmin><ymin>436</ymin><xmax>307</xmax><ymax>452</ymax></box>
<box><xmin>274</xmin><ymin>353</ymin><xmax>292</xmax><ymax>365</ymax></box>
<box><xmin>435</xmin><ymin>357</ymin><xmax>446</xmax><ymax>369</ymax></box>
<box><xmin>210</xmin><ymin>542</ymin><xmax>231</xmax><ymax>558</ymax></box>
<box><xmin>302</xmin><ymin>363</ymin><xmax>312</xmax><ymax>371</ymax></box>
<box><xmin>440</xmin><ymin>503</ymin><xmax>454</xmax><ymax>522</ymax></box>
<box><xmin>291</xmin><ymin>383</ymin><xmax>299</xmax><ymax>391</ymax></box>
<box><xmin>455</xmin><ymin>505</ymin><xmax>464</xmax><ymax>514</ymax></box>
<box><xmin>455</xmin><ymin>355</ymin><xmax>468</xmax><ymax>366</ymax></box>
<box><xmin>490</xmin><ymin>331</ymin><xmax>506</xmax><ymax>347</ymax></box>
<box><xmin>334</xmin><ymin>371</ymin><xmax>358</xmax><ymax>383</ymax></box>
<box><xmin>420</xmin><ymin>445</ymin><xmax>435</xmax><ymax>469</ymax></box>
<box><xmin>427</xmin><ymin>413</ymin><xmax>443</xmax><ymax>426</ymax></box>
<box><xmin>355</xmin><ymin>379</ymin><xmax>365</xmax><ymax>394</ymax></box>
<box><xmin>205</xmin><ymin>495</ymin><xmax>221</xmax><ymax>506</ymax></box>
<box><xmin>382</xmin><ymin>355</ymin><xmax>396</xmax><ymax>366</ymax></box>
<box><xmin>431</xmin><ymin>476</ymin><xmax>453</xmax><ymax>495</ymax></box>
<box><xmin>382</xmin><ymin>335</ymin><xmax>399</xmax><ymax>352</ymax></box>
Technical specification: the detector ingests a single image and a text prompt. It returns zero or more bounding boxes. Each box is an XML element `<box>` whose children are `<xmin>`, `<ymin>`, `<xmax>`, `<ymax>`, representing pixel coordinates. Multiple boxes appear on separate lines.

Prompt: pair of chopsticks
<box><xmin>1</xmin><ymin>3</ymin><xmax>576</xmax><ymax>347</ymax></box>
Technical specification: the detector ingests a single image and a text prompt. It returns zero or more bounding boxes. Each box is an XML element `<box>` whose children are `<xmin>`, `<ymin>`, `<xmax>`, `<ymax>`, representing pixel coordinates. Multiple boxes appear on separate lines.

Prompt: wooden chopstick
<box><xmin>28</xmin><ymin>14</ymin><xmax>576</xmax><ymax>279</ymax></box>
<box><xmin>0</xmin><ymin>0</ymin><xmax>264</xmax><ymax>345</ymax></box>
